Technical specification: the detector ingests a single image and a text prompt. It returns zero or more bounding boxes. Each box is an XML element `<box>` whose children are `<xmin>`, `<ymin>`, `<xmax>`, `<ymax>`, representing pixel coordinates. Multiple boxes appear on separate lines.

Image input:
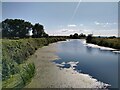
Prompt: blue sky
<box><xmin>2</xmin><ymin>2</ymin><xmax>118</xmax><ymax>36</ymax></box>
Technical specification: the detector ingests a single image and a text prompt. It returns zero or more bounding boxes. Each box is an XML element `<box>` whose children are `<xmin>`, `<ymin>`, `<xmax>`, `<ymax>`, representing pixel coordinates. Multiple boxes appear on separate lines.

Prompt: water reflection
<box><xmin>85</xmin><ymin>46</ymin><xmax>94</xmax><ymax>53</ymax></box>
<box><xmin>55</xmin><ymin>39</ymin><xmax>118</xmax><ymax>88</ymax></box>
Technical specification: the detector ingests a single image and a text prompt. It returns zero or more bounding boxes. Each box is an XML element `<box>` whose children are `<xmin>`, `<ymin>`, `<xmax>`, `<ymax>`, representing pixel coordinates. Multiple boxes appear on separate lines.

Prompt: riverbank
<box><xmin>26</xmin><ymin>41</ymin><xmax>109</xmax><ymax>88</ymax></box>
<box><xmin>2</xmin><ymin>38</ymin><xmax>66</xmax><ymax>88</ymax></box>
<box><xmin>85</xmin><ymin>43</ymin><xmax>120</xmax><ymax>53</ymax></box>
<box><xmin>86</xmin><ymin>37</ymin><xmax>120</xmax><ymax>50</ymax></box>
<box><xmin>83</xmin><ymin>39</ymin><xmax>120</xmax><ymax>53</ymax></box>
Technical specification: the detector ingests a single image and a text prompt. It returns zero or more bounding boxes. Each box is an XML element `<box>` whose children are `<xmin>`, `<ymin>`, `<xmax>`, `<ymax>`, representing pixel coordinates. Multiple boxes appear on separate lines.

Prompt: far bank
<box><xmin>86</xmin><ymin>37</ymin><xmax>120</xmax><ymax>50</ymax></box>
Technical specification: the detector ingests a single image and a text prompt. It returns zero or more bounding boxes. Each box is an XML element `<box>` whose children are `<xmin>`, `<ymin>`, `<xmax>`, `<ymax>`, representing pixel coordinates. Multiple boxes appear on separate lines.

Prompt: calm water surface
<box><xmin>54</xmin><ymin>39</ymin><xmax>118</xmax><ymax>88</ymax></box>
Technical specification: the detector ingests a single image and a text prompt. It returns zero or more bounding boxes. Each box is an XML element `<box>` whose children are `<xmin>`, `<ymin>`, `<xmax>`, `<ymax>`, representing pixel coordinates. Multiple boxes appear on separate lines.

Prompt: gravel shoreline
<box><xmin>25</xmin><ymin>42</ymin><xmax>109</xmax><ymax>88</ymax></box>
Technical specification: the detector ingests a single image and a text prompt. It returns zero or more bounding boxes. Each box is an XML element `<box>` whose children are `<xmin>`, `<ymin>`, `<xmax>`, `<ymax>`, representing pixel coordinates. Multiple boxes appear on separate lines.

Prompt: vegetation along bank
<box><xmin>1</xmin><ymin>19</ymin><xmax>66</xmax><ymax>89</ymax></box>
<box><xmin>2</xmin><ymin>38</ymin><xmax>66</xmax><ymax>88</ymax></box>
<box><xmin>86</xmin><ymin>35</ymin><xmax>120</xmax><ymax>50</ymax></box>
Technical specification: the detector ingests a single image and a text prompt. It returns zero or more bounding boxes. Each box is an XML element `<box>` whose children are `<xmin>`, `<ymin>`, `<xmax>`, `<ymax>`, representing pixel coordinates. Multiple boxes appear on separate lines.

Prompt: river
<box><xmin>54</xmin><ymin>39</ymin><xmax>119</xmax><ymax>88</ymax></box>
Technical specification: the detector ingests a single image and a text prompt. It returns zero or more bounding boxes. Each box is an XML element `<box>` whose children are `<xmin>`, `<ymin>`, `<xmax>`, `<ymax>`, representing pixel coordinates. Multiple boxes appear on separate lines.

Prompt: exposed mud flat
<box><xmin>26</xmin><ymin>42</ymin><xmax>109</xmax><ymax>88</ymax></box>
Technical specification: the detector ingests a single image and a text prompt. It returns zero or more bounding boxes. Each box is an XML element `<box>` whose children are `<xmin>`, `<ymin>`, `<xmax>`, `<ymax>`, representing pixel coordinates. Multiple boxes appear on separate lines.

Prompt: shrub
<box><xmin>86</xmin><ymin>37</ymin><xmax>120</xmax><ymax>50</ymax></box>
<box><xmin>2</xmin><ymin>37</ymin><xmax>66</xmax><ymax>88</ymax></box>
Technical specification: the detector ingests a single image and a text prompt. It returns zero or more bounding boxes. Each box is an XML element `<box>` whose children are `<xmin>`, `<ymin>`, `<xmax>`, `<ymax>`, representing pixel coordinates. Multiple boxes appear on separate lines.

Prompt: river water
<box><xmin>54</xmin><ymin>39</ymin><xmax>119</xmax><ymax>88</ymax></box>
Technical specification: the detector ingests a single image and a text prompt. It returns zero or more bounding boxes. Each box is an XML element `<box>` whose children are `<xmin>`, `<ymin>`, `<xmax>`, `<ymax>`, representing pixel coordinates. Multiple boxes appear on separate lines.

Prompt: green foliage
<box><xmin>2</xmin><ymin>38</ymin><xmax>66</xmax><ymax>88</ymax></box>
<box><xmin>69</xmin><ymin>33</ymin><xmax>86</xmax><ymax>39</ymax></box>
<box><xmin>2</xmin><ymin>19</ymin><xmax>33</xmax><ymax>38</ymax></box>
<box><xmin>32</xmin><ymin>23</ymin><xmax>45</xmax><ymax>38</ymax></box>
<box><xmin>86</xmin><ymin>37</ymin><xmax>120</xmax><ymax>50</ymax></box>
<box><xmin>2</xmin><ymin>19</ymin><xmax>49</xmax><ymax>39</ymax></box>
<box><xmin>2</xmin><ymin>62</ymin><xmax>35</xmax><ymax>88</ymax></box>
<box><xmin>79</xmin><ymin>33</ymin><xmax>86</xmax><ymax>38</ymax></box>
<box><xmin>86</xmin><ymin>34</ymin><xmax>93</xmax><ymax>43</ymax></box>
<box><xmin>73</xmin><ymin>33</ymin><xmax>79</xmax><ymax>39</ymax></box>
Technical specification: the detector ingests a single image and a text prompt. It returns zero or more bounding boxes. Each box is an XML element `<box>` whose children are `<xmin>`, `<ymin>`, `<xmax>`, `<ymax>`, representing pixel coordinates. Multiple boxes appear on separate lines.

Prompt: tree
<box><xmin>2</xmin><ymin>19</ymin><xmax>49</xmax><ymax>38</ymax></box>
<box><xmin>2</xmin><ymin>19</ymin><xmax>33</xmax><ymax>38</ymax></box>
<box><xmin>32</xmin><ymin>23</ymin><xmax>45</xmax><ymax>38</ymax></box>
<box><xmin>86</xmin><ymin>34</ymin><xmax>93</xmax><ymax>43</ymax></box>
<box><xmin>109</xmin><ymin>36</ymin><xmax>116</xmax><ymax>39</ymax></box>
<box><xmin>79</xmin><ymin>33</ymin><xmax>86</xmax><ymax>38</ymax></box>
<box><xmin>73</xmin><ymin>33</ymin><xmax>79</xmax><ymax>39</ymax></box>
<box><xmin>42</xmin><ymin>32</ymin><xmax>49</xmax><ymax>38</ymax></box>
<box><xmin>69</xmin><ymin>34</ymin><xmax>73</xmax><ymax>38</ymax></box>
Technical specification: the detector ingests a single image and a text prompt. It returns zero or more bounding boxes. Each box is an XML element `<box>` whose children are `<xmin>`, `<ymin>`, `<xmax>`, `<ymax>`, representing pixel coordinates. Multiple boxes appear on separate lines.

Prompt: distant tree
<box><xmin>73</xmin><ymin>33</ymin><xmax>79</xmax><ymax>39</ymax></box>
<box><xmin>98</xmin><ymin>36</ymin><xmax>101</xmax><ymax>38</ymax></box>
<box><xmin>79</xmin><ymin>33</ymin><xmax>86</xmax><ymax>38</ymax></box>
<box><xmin>109</xmin><ymin>36</ymin><xmax>116</xmax><ymax>39</ymax></box>
<box><xmin>2</xmin><ymin>19</ymin><xmax>33</xmax><ymax>38</ymax></box>
<box><xmin>69</xmin><ymin>34</ymin><xmax>73</xmax><ymax>38</ymax></box>
<box><xmin>86</xmin><ymin>34</ymin><xmax>93</xmax><ymax>43</ymax></box>
<box><xmin>32</xmin><ymin>23</ymin><xmax>45</xmax><ymax>38</ymax></box>
<box><xmin>42</xmin><ymin>32</ymin><xmax>49</xmax><ymax>38</ymax></box>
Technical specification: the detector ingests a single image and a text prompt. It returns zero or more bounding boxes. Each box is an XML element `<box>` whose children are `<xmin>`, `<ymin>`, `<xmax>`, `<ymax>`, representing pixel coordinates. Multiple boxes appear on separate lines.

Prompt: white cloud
<box><xmin>94</xmin><ymin>21</ymin><xmax>117</xmax><ymax>25</ymax></box>
<box><xmin>94</xmin><ymin>21</ymin><xmax>100</xmax><ymax>25</ymax></box>
<box><xmin>79</xmin><ymin>24</ymin><xmax>84</xmax><ymax>27</ymax></box>
<box><xmin>48</xmin><ymin>28</ymin><xmax>118</xmax><ymax>36</ymax></box>
<box><xmin>60</xmin><ymin>28</ymin><xmax>76</xmax><ymax>33</ymax></box>
<box><xmin>94</xmin><ymin>29</ymin><xmax>118</xmax><ymax>37</ymax></box>
<box><xmin>61</xmin><ymin>29</ymin><xmax>68</xmax><ymax>32</ymax></box>
<box><xmin>94</xmin><ymin>21</ymin><xmax>118</xmax><ymax>28</ymax></box>
<box><xmin>67</xmin><ymin>24</ymin><xmax>77</xmax><ymax>27</ymax></box>
<box><xmin>47</xmin><ymin>22</ymin><xmax>118</xmax><ymax>36</ymax></box>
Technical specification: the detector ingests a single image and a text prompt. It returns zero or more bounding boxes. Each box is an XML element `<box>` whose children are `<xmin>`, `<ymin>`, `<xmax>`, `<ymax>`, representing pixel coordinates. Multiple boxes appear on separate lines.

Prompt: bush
<box><xmin>2</xmin><ymin>38</ymin><xmax>66</xmax><ymax>88</ymax></box>
<box><xmin>2</xmin><ymin>62</ymin><xmax>35</xmax><ymax>88</ymax></box>
<box><xmin>86</xmin><ymin>37</ymin><xmax>120</xmax><ymax>50</ymax></box>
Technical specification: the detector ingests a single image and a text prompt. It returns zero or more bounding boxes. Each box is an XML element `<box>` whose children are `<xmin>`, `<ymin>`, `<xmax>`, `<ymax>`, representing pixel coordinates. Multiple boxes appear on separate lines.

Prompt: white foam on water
<box><xmin>55</xmin><ymin>61</ymin><xmax>110</xmax><ymax>88</ymax></box>
<box><xmin>113</xmin><ymin>51</ymin><xmax>120</xmax><ymax>53</ymax></box>
<box><xmin>84</xmin><ymin>42</ymin><xmax>120</xmax><ymax>53</ymax></box>
<box><xmin>61</xmin><ymin>62</ymin><xmax>66</xmax><ymax>65</ymax></box>
<box><xmin>67</xmin><ymin>61</ymin><xmax>79</xmax><ymax>69</ymax></box>
<box><xmin>85</xmin><ymin>43</ymin><xmax>116</xmax><ymax>51</ymax></box>
<box><xmin>56</xmin><ymin>63</ymin><xmax>64</xmax><ymax>67</ymax></box>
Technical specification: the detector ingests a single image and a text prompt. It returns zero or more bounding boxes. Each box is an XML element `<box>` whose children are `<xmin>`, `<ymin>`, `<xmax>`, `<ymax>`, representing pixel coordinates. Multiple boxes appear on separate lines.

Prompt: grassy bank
<box><xmin>86</xmin><ymin>37</ymin><xmax>120</xmax><ymax>50</ymax></box>
<box><xmin>2</xmin><ymin>38</ymin><xmax>66</xmax><ymax>89</ymax></box>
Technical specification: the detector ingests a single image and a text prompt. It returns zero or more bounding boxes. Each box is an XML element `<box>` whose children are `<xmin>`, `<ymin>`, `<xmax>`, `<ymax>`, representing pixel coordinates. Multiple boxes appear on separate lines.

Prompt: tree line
<box><xmin>1</xmin><ymin>19</ymin><xmax>48</xmax><ymax>38</ymax></box>
<box><xmin>69</xmin><ymin>33</ymin><xmax>86</xmax><ymax>39</ymax></box>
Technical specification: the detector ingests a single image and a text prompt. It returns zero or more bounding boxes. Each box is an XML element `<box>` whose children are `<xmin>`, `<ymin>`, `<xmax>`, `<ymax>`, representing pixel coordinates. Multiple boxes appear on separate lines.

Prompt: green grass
<box><xmin>87</xmin><ymin>37</ymin><xmax>120</xmax><ymax>50</ymax></box>
<box><xmin>2</xmin><ymin>62</ymin><xmax>35</xmax><ymax>89</ymax></box>
<box><xmin>2</xmin><ymin>37</ymin><xmax>66</xmax><ymax>89</ymax></box>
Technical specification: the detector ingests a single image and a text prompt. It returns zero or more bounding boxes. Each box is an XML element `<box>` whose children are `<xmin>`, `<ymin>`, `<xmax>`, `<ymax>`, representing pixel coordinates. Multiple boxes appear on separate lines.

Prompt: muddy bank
<box><xmin>26</xmin><ymin>42</ymin><xmax>109</xmax><ymax>88</ymax></box>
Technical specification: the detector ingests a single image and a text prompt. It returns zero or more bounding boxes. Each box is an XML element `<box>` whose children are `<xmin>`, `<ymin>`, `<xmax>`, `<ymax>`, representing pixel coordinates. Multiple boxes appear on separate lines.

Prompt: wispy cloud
<box><xmin>70</xmin><ymin>0</ymin><xmax>82</xmax><ymax>22</ymax></box>
<box><xmin>60</xmin><ymin>29</ymin><xmax>76</xmax><ymax>33</ymax></box>
<box><xmin>61</xmin><ymin>29</ymin><xmax>68</xmax><ymax>32</ymax></box>
<box><xmin>67</xmin><ymin>24</ymin><xmax>77</xmax><ymax>27</ymax></box>
<box><xmin>48</xmin><ymin>21</ymin><xmax>117</xmax><ymax>36</ymax></box>
<box><xmin>94</xmin><ymin>29</ymin><xmax>118</xmax><ymax>37</ymax></box>
<box><xmin>94</xmin><ymin>21</ymin><xmax>117</xmax><ymax>27</ymax></box>
<box><xmin>79</xmin><ymin>24</ymin><xmax>84</xmax><ymax>27</ymax></box>
<box><xmin>94</xmin><ymin>21</ymin><xmax>100</xmax><ymax>25</ymax></box>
